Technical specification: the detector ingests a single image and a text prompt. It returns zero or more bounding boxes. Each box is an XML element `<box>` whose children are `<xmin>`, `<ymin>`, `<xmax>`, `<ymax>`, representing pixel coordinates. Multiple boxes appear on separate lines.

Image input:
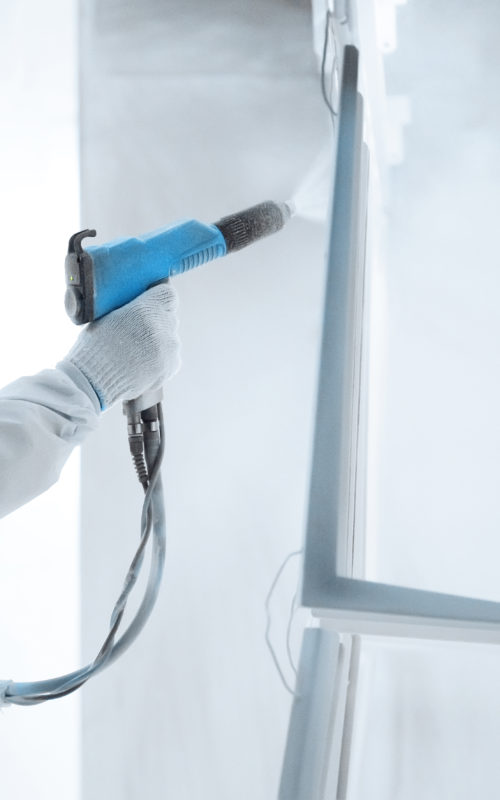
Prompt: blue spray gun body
<box><xmin>89</xmin><ymin>220</ymin><xmax>226</xmax><ymax>320</ymax></box>
<box><xmin>65</xmin><ymin>201</ymin><xmax>292</xmax><ymax>324</ymax></box>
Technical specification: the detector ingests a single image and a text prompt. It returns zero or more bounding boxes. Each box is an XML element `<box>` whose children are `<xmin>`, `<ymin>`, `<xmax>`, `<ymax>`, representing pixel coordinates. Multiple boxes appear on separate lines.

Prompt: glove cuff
<box><xmin>65</xmin><ymin>341</ymin><xmax>121</xmax><ymax>410</ymax></box>
<box><xmin>57</xmin><ymin>360</ymin><xmax>103</xmax><ymax>413</ymax></box>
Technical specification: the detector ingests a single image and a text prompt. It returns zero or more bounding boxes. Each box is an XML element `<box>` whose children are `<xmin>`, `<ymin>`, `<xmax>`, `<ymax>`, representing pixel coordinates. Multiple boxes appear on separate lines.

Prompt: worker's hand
<box><xmin>62</xmin><ymin>282</ymin><xmax>181</xmax><ymax>409</ymax></box>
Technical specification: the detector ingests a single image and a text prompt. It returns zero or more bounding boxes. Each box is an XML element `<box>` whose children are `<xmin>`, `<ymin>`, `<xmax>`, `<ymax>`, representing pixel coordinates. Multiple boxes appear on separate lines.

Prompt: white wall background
<box><xmin>348</xmin><ymin>1</ymin><xmax>500</xmax><ymax>797</ymax></box>
<box><xmin>370</xmin><ymin>0</ymin><xmax>500</xmax><ymax>603</ymax></box>
<box><xmin>0</xmin><ymin>2</ymin><xmax>81</xmax><ymax>799</ymax></box>
<box><xmin>78</xmin><ymin>2</ymin><xmax>328</xmax><ymax>799</ymax></box>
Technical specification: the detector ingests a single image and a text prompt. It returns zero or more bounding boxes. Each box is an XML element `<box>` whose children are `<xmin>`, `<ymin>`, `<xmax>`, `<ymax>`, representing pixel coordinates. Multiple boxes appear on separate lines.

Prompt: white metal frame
<box><xmin>301</xmin><ymin>44</ymin><xmax>500</xmax><ymax>645</ymax></box>
<box><xmin>280</xmin><ymin>40</ymin><xmax>500</xmax><ymax>800</ymax></box>
<box><xmin>279</xmin><ymin>630</ymin><xmax>342</xmax><ymax>799</ymax></box>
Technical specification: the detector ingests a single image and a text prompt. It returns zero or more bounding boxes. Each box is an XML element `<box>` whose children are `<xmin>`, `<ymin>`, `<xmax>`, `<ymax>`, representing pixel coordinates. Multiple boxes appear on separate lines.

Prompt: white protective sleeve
<box><xmin>0</xmin><ymin>361</ymin><xmax>100</xmax><ymax>519</ymax></box>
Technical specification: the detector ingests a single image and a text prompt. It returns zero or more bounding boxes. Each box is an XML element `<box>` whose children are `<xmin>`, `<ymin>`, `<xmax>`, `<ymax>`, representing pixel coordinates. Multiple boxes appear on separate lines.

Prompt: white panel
<box><xmin>347</xmin><ymin>638</ymin><xmax>500</xmax><ymax>800</ymax></box>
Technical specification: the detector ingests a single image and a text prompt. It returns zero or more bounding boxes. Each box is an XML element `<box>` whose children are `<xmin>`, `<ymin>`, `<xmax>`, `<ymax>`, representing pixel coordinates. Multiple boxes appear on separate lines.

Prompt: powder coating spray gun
<box><xmin>0</xmin><ymin>201</ymin><xmax>292</xmax><ymax>706</ymax></box>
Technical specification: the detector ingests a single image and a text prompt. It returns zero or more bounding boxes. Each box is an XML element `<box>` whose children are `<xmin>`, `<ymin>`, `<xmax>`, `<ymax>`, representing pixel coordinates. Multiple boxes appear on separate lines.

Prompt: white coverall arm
<box><xmin>0</xmin><ymin>362</ymin><xmax>100</xmax><ymax>520</ymax></box>
<box><xmin>0</xmin><ymin>282</ymin><xmax>180</xmax><ymax>520</ymax></box>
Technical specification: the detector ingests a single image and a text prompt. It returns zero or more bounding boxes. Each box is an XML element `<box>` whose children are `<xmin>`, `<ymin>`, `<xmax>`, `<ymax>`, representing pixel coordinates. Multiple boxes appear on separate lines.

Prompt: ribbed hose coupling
<box><xmin>127</xmin><ymin>416</ymin><xmax>149</xmax><ymax>489</ymax></box>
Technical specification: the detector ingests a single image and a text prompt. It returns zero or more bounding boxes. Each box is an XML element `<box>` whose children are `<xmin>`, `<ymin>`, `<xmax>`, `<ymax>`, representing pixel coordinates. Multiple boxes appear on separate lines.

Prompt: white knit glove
<box><xmin>62</xmin><ymin>282</ymin><xmax>181</xmax><ymax>409</ymax></box>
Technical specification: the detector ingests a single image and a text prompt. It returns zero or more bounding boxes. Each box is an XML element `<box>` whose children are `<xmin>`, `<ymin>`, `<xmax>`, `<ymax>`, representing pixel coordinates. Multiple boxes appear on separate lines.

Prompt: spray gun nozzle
<box><xmin>214</xmin><ymin>200</ymin><xmax>292</xmax><ymax>254</ymax></box>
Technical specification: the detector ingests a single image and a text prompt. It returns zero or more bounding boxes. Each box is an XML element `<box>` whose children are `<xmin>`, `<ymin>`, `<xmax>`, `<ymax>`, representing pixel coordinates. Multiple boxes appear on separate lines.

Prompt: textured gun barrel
<box><xmin>214</xmin><ymin>200</ymin><xmax>293</xmax><ymax>253</ymax></box>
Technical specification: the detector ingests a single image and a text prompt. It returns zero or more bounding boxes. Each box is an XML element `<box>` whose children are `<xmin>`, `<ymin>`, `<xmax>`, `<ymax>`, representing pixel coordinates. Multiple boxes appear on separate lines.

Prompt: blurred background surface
<box><xmin>351</xmin><ymin>2</ymin><xmax>500</xmax><ymax>798</ymax></box>
<box><xmin>78</xmin><ymin>2</ymin><xmax>327</xmax><ymax>799</ymax></box>
<box><xmin>0</xmin><ymin>2</ymin><xmax>80</xmax><ymax>799</ymax></box>
<box><xmin>3</xmin><ymin>1</ymin><xmax>500</xmax><ymax>798</ymax></box>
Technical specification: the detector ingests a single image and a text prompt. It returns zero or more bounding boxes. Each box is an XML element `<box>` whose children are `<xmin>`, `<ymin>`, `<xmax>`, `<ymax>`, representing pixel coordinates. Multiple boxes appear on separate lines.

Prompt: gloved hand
<box><xmin>62</xmin><ymin>282</ymin><xmax>181</xmax><ymax>409</ymax></box>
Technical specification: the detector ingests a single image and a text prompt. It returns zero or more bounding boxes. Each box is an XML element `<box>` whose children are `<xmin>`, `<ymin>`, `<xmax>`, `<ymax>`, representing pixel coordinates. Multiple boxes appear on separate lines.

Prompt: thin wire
<box><xmin>321</xmin><ymin>9</ymin><xmax>339</xmax><ymax>126</ymax></box>
<box><xmin>264</xmin><ymin>549</ymin><xmax>303</xmax><ymax>697</ymax></box>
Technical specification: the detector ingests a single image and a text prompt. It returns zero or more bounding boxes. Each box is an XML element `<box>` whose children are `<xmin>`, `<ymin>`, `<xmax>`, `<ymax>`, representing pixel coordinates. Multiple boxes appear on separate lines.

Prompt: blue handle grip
<box><xmin>87</xmin><ymin>220</ymin><xmax>227</xmax><ymax>320</ymax></box>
